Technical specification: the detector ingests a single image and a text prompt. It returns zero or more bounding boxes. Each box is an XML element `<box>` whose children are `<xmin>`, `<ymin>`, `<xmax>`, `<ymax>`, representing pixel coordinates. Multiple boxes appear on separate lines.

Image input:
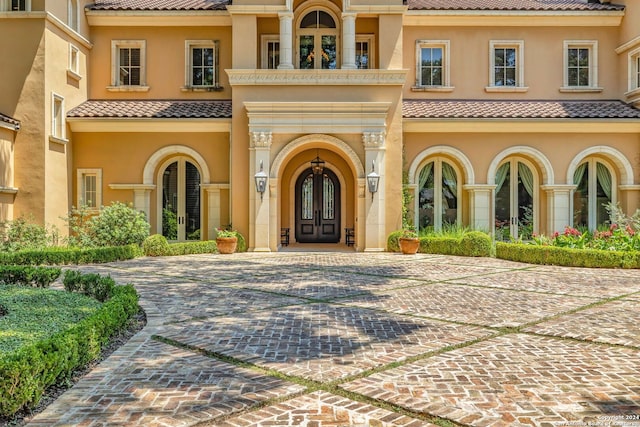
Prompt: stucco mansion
<box><xmin>1</xmin><ymin>0</ymin><xmax>639</xmax><ymax>252</ymax></box>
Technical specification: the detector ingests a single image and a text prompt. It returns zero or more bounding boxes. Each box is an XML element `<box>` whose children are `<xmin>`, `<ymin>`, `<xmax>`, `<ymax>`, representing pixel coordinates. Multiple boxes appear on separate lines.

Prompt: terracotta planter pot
<box><xmin>216</xmin><ymin>237</ymin><xmax>238</xmax><ymax>254</ymax></box>
<box><xmin>399</xmin><ymin>237</ymin><xmax>420</xmax><ymax>254</ymax></box>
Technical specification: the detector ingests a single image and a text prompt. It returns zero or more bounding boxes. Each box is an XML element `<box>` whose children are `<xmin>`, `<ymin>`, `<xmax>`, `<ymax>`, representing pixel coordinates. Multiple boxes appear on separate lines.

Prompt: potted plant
<box><xmin>215</xmin><ymin>227</ymin><xmax>238</xmax><ymax>254</ymax></box>
<box><xmin>398</xmin><ymin>228</ymin><xmax>420</xmax><ymax>254</ymax></box>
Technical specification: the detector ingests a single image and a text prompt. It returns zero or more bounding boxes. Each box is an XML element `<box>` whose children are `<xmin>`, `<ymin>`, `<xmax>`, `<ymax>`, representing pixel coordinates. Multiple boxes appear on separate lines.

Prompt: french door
<box><xmin>161</xmin><ymin>158</ymin><xmax>201</xmax><ymax>241</ymax></box>
<box><xmin>495</xmin><ymin>159</ymin><xmax>536</xmax><ymax>240</ymax></box>
<box><xmin>295</xmin><ymin>168</ymin><xmax>341</xmax><ymax>243</ymax></box>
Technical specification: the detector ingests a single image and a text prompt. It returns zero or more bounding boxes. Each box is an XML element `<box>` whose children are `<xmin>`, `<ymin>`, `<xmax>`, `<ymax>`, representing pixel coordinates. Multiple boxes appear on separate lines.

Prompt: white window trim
<box><xmin>561</xmin><ymin>40</ymin><xmax>602</xmax><ymax>92</ymax></box>
<box><xmin>355</xmin><ymin>34</ymin><xmax>374</xmax><ymax>70</ymax></box>
<box><xmin>67</xmin><ymin>44</ymin><xmax>82</xmax><ymax>81</ymax></box>
<box><xmin>1</xmin><ymin>0</ymin><xmax>31</xmax><ymax>11</ymax></box>
<box><xmin>50</xmin><ymin>93</ymin><xmax>67</xmax><ymax>143</ymax></box>
<box><xmin>261</xmin><ymin>34</ymin><xmax>280</xmax><ymax>69</ymax></box>
<box><xmin>108</xmin><ymin>40</ymin><xmax>148</xmax><ymax>92</ymax></box>
<box><xmin>486</xmin><ymin>40</ymin><xmax>527</xmax><ymax>93</ymax></box>
<box><xmin>413</xmin><ymin>39</ymin><xmax>453</xmax><ymax>92</ymax></box>
<box><xmin>76</xmin><ymin>169</ymin><xmax>103</xmax><ymax>210</ymax></box>
<box><xmin>624</xmin><ymin>47</ymin><xmax>640</xmax><ymax>103</ymax></box>
<box><xmin>182</xmin><ymin>40</ymin><xmax>221</xmax><ymax>91</ymax></box>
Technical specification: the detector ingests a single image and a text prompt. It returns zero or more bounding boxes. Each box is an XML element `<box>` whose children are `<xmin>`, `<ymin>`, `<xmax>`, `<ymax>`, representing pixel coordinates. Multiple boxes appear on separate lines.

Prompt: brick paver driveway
<box><xmin>27</xmin><ymin>252</ymin><xmax>640</xmax><ymax>427</ymax></box>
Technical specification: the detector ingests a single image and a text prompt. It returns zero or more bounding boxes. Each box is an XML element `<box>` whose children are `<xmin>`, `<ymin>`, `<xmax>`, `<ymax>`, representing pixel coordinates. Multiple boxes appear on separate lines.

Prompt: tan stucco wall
<box><xmin>0</xmin><ymin>127</ymin><xmax>16</xmax><ymax>222</ymax></box>
<box><xmin>403</xmin><ymin>26</ymin><xmax>622</xmax><ymax>99</ymax></box>
<box><xmin>88</xmin><ymin>26</ymin><xmax>233</xmax><ymax>99</ymax></box>
<box><xmin>72</xmin><ymin>131</ymin><xmax>230</xmax><ymax>239</ymax></box>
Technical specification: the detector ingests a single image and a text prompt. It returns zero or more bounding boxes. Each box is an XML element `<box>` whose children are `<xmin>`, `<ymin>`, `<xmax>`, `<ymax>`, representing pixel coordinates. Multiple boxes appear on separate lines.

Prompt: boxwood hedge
<box><xmin>0</xmin><ymin>281</ymin><xmax>139</xmax><ymax>417</ymax></box>
<box><xmin>0</xmin><ymin>244</ymin><xmax>143</xmax><ymax>266</ymax></box>
<box><xmin>388</xmin><ymin>230</ymin><xmax>492</xmax><ymax>257</ymax></box>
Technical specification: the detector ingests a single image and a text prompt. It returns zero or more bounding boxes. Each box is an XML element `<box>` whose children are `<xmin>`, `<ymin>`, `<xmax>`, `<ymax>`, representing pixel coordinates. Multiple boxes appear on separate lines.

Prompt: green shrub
<box><xmin>235</xmin><ymin>232</ymin><xmax>247</xmax><ymax>253</ymax></box>
<box><xmin>388</xmin><ymin>230</ymin><xmax>492</xmax><ymax>257</ymax></box>
<box><xmin>168</xmin><ymin>240</ymin><xmax>217</xmax><ymax>256</ymax></box>
<box><xmin>142</xmin><ymin>234</ymin><xmax>170</xmax><ymax>257</ymax></box>
<box><xmin>62</xmin><ymin>271</ymin><xmax>115</xmax><ymax>302</ymax></box>
<box><xmin>65</xmin><ymin>202</ymin><xmax>150</xmax><ymax>248</ymax></box>
<box><xmin>0</xmin><ymin>216</ymin><xmax>59</xmax><ymax>252</ymax></box>
<box><xmin>387</xmin><ymin>230</ymin><xmax>404</xmax><ymax>252</ymax></box>
<box><xmin>0</xmin><ymin>266</ymin><xmax>61</xmax><ymax>287</ymax></box>
<box><xmin>0</xmin><ymin>245</ymin><xmax>142</xmax><ymax>266</ymax></box>
<box><xmin>0</xmin><ymin>284</ymin><xmax>138</xmax><ymax>417</ymax></box>
<box><xmin>496</xmin><ymin>242</ymin><xmax>640</xmax><ymax>269</ymax></box>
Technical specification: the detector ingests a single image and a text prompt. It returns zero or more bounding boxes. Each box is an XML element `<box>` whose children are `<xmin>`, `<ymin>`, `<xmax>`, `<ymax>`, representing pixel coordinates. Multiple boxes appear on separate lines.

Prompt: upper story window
<box><xmin>562</xmin><ymin>40</ymin><xmax>601</xmax><ymax>92</ymax></box>
<box><xmin>185</xmin><ymin>40</ymin><xmax>219</xmax><ymax>89</ymax></box>
<box><xmin>627</xmin><ymin>47</ymin><xmax>640</xmax><ymax>94</ymax></box>
<box><xmin>297</xmin><ymin>9</ymin><xmax>338</xmax><ymax>69</ymax></box>
<box><xmin>68</xmin><ymin>0</ymin><xmax>79</xmax><ymax>31</ymax></box>
<box><xmin>487</xmin><ymin>40</ymin><xmax>526</xmax><ymax>92</ymax></box>
<box><xmin>51</xmin><ymin>93</ymin><xmax>65</xmax><ymax>141</ymax></box>
<box><xmin>355</xmin><ymin>36</ymin><xmax>373</xmax><ymax>69</ymax></box>
<box><xmin>11</xmin><ymin>0</ymin><xmax>28</xmax><ymax>11</ymax></box>
<box><xmin>414</xmin><ymin>40</ymin><xmax>452</xmax><ymax>92</ymax></box>
<box><xmin>67</xmin><ymin>44</ymin><xmax>82</xmax><ymax>81</ymax></box>
<box><xmin>261</xmin><ymin>35</ymin><xmax>280</xmax><ymax>69</ymax></box>
<box><xmin>109</xmin><ymin>40</ymin><xmax>148</xmax><ymax>92</ymax></box>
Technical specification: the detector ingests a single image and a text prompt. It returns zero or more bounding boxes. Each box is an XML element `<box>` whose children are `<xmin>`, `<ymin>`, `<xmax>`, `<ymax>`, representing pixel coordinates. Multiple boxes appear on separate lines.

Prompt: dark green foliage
<box><xmin>0</xmin><ymin>284</ymin><xmax>138</xmax><ymax>417</ymax></box>
<box><xmin>0</xmin><ymin>244</ymin><xmax>142</xmax><ymax>266</ymax></box>
<box><xmin>63</xmin><ymin>271</ymin><xmax>115</xmax><ymax>302</ymax></box>
<box><xmin>388</xmin><ymin>230</ymin><xmax>492</xmax><ymax>257</ymax></box>
<box><xmin>496</xmin><ymin>242</ymin><xmax>640</xmax><ymax>269</ymax></box>
<box><xmin>168</xmin><ymin>241</ymin><xmax>218</xmax><ymax>256</ymax></box>
<box><xmin>0</xmin><ymin>266</ymin><xmax>61</xmax><ymax>288</ymax></box>
<box><xmin>0</xmin><ymin>216</ymin><xmax>59</xmax><ymax>252</ymax></box>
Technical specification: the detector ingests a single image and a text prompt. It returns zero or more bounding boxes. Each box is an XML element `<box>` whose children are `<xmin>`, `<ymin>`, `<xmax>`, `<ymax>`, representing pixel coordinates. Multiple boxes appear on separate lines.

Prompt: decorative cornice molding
<box><xmin>226</xmin><ymin>69</ymin><xmax>408</xmax><ymax>86</ymax></box>
<box><xmin>250</xmin><ymin>131</ymin><xmax>273</xmax><ymax>148</ymax></box>
<box><xmin>362</xmin><ymin>132</ymin><xmax>386</xmax><ymax>148</ymax></box>
<box><xmin>403</xmin><ymin>11</ymin><xmax>623</xmax><ymax>27</ymax></box>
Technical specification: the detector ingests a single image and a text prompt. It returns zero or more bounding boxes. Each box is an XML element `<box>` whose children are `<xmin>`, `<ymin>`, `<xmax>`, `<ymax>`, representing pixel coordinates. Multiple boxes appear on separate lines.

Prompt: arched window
<box><xmin>573</xmin><ymin>159</ymin><xmax>615</xmax><ymax>230</ymax></box>
<box><xmin>417</xmin><ymin>159</ymin><xmax>460</xmax><ymax>232</ymax></box>
<box><xmin>297</xmin><ymin>9</ymin><xmax>338</xmax><ymax>69</ymax></box>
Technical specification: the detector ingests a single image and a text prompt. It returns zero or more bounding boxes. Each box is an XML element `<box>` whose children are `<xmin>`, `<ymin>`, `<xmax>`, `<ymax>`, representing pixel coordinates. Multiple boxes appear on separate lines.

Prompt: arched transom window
<box><xmin>298</xmin><ymin>9</ymin><xmax>338</xmax><ymax>69</ymax></box>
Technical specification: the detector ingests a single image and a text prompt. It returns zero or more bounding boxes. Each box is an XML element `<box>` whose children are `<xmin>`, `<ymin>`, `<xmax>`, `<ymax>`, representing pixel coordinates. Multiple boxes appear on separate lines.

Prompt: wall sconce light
<box><xmin>367</xmin><ymin>160</ymin><xmax>380</xmax><ymax>200</ymax></box>
<box><xmin>254</xmin><ymin>160</ymin><xmax>268</xmax><ymax>200</ymax></box>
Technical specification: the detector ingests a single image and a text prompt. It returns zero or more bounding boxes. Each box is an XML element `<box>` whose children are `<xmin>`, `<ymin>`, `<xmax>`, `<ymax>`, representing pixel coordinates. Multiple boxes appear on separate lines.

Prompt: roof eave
<box><xmin>404</xmin><ymin>10</ymin><xmax>624</xmax><ymax>26</ymax></box>
<box><xmin>403</xmin><ymin>118</ymin><xmax>640</xmax><ymax>133</ymax></box>
<box><xmin>67</xmin><ymin>117</ymin><xmax>231</xmax><ymax>133</ymax></box>
<box><xmin>85</xmin><ymin>9</ymin><xmax>232</xmax><ymax>26</ymax></box>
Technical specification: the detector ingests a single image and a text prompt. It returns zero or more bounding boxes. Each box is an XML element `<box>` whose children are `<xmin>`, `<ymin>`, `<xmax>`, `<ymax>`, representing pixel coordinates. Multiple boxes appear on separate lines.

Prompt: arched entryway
<box><xmin>295</xmin><ymin>167</ymin><xmax>341</xmax><ymax>243</ymax></box>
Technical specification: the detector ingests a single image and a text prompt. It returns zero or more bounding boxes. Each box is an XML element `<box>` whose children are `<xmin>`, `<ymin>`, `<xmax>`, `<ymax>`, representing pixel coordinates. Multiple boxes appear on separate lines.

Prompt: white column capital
<box><xmin>278</xmin><ymin>11</ymin><xmax>294</xmax><ymax>20</ymax></box>
<box><xmin>250</xmin><ymin>131</ymin><xmax>273</xmax><ymax>148</ymax></box>
<box><xmin>362</xmin><ymin>131</ymin><xmax>386</xmax><ymax>148</ymax></box>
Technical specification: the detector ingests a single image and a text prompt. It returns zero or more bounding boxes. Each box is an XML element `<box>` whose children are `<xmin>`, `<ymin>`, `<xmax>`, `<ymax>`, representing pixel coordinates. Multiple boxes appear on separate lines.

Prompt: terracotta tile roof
<box><xmin>88</xmin><ymin>0</ymin><xmax>229</xmax><ymax>11</ymax></box>
<box><xmin>67</xmin><ymin>100</ymin><xmax>232</xmax><ymax>119</ymax></box>
<box><xmin>0</xmin><ymin>112</ymin><xmax>20</xmax><ymax>130</ymax></box>
<box><xmin>407</xmin><ymin>0</ymin><xmax>625</xmax><ymax>11</ymax></box>
<box><xmin>402</xmin><ymin>100</ymin><xmax>640</xmax><ymax>119</ymax></box>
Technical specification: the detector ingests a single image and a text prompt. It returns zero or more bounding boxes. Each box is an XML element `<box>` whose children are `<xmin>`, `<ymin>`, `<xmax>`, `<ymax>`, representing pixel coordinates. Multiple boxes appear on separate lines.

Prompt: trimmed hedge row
<box><xmin>0</xmin><ymin>266</ymin><xmax>61</xmax><ymax>288</ymax></box>
<box><xmin>496</xmin><ymin>242</ymin><xmax>640</xmax><ymax>269</ymax></box>
<box><xmin>0</xmin><ymin>244</ymin><xmax>143</xmax><ymax>266</ymax></box>
<box><xmin>63</xmin><ymin>271</ymin><xmax>115</xmax><ymax>302</ymax></box>
<box><xmin>388</xmin><ymin>231</ymin><xmax>492</xmax><ymax>258</ymax></box>
<box><xmin>0</xmin><ymin>283</ymin><xmax>139</xmax><ymax>417</ymax></box>
<box><xmin>142</xmin><ymin>234</ymin><xmax>218</xmax><ymax>256</ymax></box>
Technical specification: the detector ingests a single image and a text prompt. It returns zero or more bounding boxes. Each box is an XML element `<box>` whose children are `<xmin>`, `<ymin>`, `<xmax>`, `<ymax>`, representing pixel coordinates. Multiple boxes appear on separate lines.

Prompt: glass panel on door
<box><xmin>321</xmin><ymin>35</ymin><xmax>337</xmax><ymax>69</ymax></box>
<box><xmin>162</xmin><ymin>162</ymin><xmax>179</xmax><ymax>240</ymax></box>
<box><xmin>299</xmin><ymin>35</ymin><xmax>314</xmax><ymax>69</ymax></box>
<box><xmin>185</xmin><ymin>162</ymin><xmax>201</xmax><ymax>240</ymax></box>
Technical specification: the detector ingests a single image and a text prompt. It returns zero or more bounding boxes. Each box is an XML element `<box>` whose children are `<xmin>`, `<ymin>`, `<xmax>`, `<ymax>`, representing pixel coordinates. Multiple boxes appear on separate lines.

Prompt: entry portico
<box><xmin>243</xmin><ymin>101</ymin><xmax>391</xmax><ymax>252</ymax></box>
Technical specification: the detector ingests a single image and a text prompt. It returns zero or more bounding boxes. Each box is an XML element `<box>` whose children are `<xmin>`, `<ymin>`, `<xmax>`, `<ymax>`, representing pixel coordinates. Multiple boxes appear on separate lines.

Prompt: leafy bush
<box><xmin>63</xmin><ymin>271</ymin><xmax>115</xmax><ymax>302</ymax></box>
<box><xmin>0</xmin><ymin>216</ymin><xmax>59</xmax><ymax>252</ymax></box>
<box><xmin>65</xmin><ymin>202</ymin><xmax>150</xmax><ymax>248</ymax></box>
<box><xmin>496</xmin><ymin>242</ymin><xmax>640</xmax><ymax>269</ymax></box>
<box><xmin>0</xmin><ymin>245</ymin><xmax>142</xmax><ymax>266</ymax></box>
<box><xmin>0</xmin><ymin>284</ymin><xmax>138</xmax><ymax>417</ymax></box>
<box><xmin>388</xmin><ymin>229</ymin><xmax>492</xmax><ymax>257</ymax></box>
<box><xmin>162</xmin><ymin>209</ymin><xmax>178</xmax><ymax>241</ymax></box>
<box><xmin>168</xmin><ymin>241</ymin><xmax>217</xmax><ymax>256</ymax></box>
<box><xmin>0</xmin><ymin>266</ymin><xmax>61</xmax><ymax>288</ymax></box>
<box><xmin>142</xmin><ymin>234</ymin><xmax>170</xmax><ymax>257</ymax></box>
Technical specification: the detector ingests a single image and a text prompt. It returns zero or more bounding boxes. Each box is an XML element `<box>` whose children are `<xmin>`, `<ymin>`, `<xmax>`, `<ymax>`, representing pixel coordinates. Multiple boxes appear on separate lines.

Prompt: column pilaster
<box><xmin>542</xmin><ymin>185</ymin><xmax>575</xmax><ymax>235</ymax></box>
<box><xmin>463</xmin><ymin>184</ymin><xmax>495</xmax><ymax>232</ymax></box>
<box><xmin>278</xmin><ymin>12</ymin><xmax>294</xmax><ymax>70</ymax></box>
<box><xmin>249</xmin><ymin>132</ymin><xmax>273</xmax><ymax>252</ymax></box>
<box><xmin>363</xmin><ymin>131</ymin><xmax>386</xmax><ymax>251</ymax></box>
<box><xmin>341</xmin><ymin>13</ymin><xmax>357</xmax><ymax>69</ymax></box>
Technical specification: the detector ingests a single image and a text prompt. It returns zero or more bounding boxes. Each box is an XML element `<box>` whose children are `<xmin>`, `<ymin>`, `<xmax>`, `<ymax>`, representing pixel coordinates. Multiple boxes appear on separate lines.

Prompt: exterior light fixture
<box><xmin>311</xmin><ymin>152</ymin><xmax>325</xmax><ymax>175</ymax></box>
<box><xmin>254</xmin><ymin>160</ymin><xmax>268</xmax><ymax>200</ymax></box>
<box><xmin>367</xmin><ymin>160</ymin><xmax>380</xmax><ymax>200</ymax></box>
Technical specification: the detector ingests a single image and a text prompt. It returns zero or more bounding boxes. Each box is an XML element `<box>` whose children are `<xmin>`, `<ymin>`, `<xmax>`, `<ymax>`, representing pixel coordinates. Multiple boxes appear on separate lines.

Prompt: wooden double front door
<box><xmin>295</xmin><ymin>168</ymin><xmax>341</xmax><ymax>243</ymax></box>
